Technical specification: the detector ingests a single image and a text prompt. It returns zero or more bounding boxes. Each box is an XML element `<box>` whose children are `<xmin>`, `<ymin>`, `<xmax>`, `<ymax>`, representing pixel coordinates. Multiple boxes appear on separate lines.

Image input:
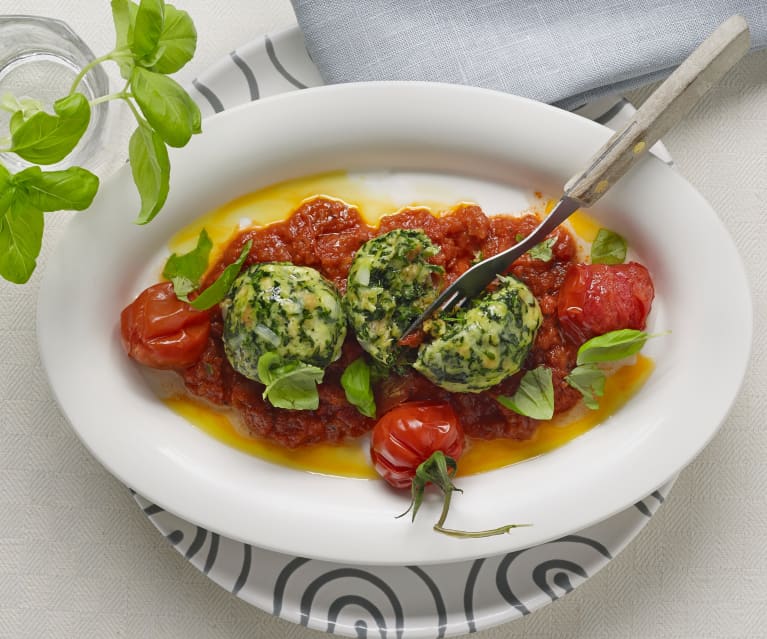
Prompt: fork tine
<box><xmin>439</xmin><ymin>289</ymin><xmax>466</xmax><ymax>314</ymax></box>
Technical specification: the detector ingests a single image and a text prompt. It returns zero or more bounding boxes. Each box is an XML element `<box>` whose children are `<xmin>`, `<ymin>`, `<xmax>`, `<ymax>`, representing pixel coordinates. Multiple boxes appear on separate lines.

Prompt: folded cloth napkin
<box><xmin>291</xmin><ymin>0</ymin><xmax>766</xmax><ymax>109</ymax></box>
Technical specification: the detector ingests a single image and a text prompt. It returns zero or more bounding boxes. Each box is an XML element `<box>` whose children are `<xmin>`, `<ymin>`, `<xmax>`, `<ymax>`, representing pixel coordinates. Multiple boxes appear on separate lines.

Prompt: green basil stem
<box><xmin>122</xmin><ymin>94</ymin><xmax>144</xmax><ymax>123</ymax></box>
<box><xmin>401</xmin><ymin>451</ymin><xmax>530</xmax><ymax>539</ymax></box>
<box><xmin>89</xmin><ymin>91</ymin><xmax>130</xmax><ymax>107</ymax></box>
<box><xmin>68</xmin><ymin>52</ymin><xmax>116</xmax><ymax>95</ymax></box>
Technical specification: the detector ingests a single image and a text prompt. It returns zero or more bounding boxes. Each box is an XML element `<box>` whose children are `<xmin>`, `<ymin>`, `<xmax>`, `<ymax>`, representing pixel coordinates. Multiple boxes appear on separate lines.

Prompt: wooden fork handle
<box><xmin>564</xmin><ymin>14</ymin><xmax>750</xmax><ymax>207</ymax></box>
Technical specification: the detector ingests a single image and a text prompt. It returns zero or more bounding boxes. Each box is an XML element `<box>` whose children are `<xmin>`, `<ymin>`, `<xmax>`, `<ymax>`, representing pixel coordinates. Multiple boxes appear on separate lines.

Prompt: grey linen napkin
<box><xmin>291</xmin><ymin>0</ymin><xmax>767</xmax><ymax>109</ymax></box>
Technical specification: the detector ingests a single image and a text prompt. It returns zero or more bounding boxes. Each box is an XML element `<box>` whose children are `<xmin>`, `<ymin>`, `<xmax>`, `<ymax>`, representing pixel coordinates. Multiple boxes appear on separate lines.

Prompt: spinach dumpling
<box><xmin>222</xmin><ymin>262</ymin><xmax>346</xmax><ymax>381</ymax></box>
<box><xmin>343</xmin><ymin>229</ymin><xmax>443</xmax><ymax>368</ymax></box>
<box><xmin>414</xmin><ymin>275</ymin><xmax>542</xmax><ymax>392</ymax></box>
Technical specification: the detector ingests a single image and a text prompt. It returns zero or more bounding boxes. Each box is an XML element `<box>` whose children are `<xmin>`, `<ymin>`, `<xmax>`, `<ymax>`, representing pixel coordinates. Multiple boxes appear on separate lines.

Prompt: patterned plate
<box><xmin>134</xmin><ymin>488</ymin><xmax>669</xmax><ymax>638</ymax></box>
<box><xmin>134</xmin><ymin>26</ymin><xmax>675</xmax><ymax>638</ymax></box>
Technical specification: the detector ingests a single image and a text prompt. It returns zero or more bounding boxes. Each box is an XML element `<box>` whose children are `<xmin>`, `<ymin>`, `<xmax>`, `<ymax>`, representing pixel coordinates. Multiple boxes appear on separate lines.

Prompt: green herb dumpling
<box><xmin>343</xmin><ymin>229</ymin><xmax>444</xmax><ymax>368</ymax></box>
<box><xmin>414</xmin><ymin>275</ymin><xmax>542</xmax><ymax>393</ymax></box>
<box><xmin>222</xmin><ymin>263</ymin><xmax>346</xmax><ymax>381</ymax></box>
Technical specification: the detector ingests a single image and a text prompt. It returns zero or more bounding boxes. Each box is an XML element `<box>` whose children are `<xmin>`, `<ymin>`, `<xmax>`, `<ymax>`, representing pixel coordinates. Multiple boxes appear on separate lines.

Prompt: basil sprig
<box><xmin>8</xmin><ymin>94</ymin><xmax>91</xmax><ymax>165</ymax></box>
<box><xmin>161</xmin><ymin>228</ymin><xmax>251</xmax><ymax>310</ymax></box>
<box><xmin>0</xmin><ymin>164</ymin><xmax>98</xmax><ymax>283</ymax></box>
<box><xmin>162</xmin><ymin>228</ymin><xmax>213</xmax><ymax>299</ymax></box>
<box><xmin>566</xmin><ymin>329</ymin><xmax>662</xmax><ymax>409</ymax></box>
<box><xmin>257</xmin><ymin>352</ymin><xmax>325</xmax><ymax>411</ymax></box>
<box><xmin>188</xmin><ymin>241</ymin><xmax>251</xmax><ymax>310</ymax></box>
<box><xmin>565</xmin><ymin>364</ymin><xmax>605</xmax><ymax>410</ymax></box>
<box><xmin>0</xmin><ymin>0</ymin><xmax>201</xmax><ymax>285</ymax></box>
<box><xmin>515</xmin><ymin>233</ymin><xmax>556</xmax><ymax>262</ymax></box>
<box><xmin>527</xmin><ymin>236</ymin><xmax>556</xmax><ymax>262</ymax></box>
<box><xmin>497</xmin><ymin>366</ymin><xmax>554</xmax><ymax>420</ymax></box>
<box><xmin>576</xmin><ymin>329</ymin><xmax>651</xmax><ymax>365</ymax></box>
<box><xmin>590</xmin><ymin>228</ymin><xmax>627</xmax><ymax>265</ymax></box>
<box><xmin>340</xmin><ymin>357</ymin><xmax>377</xmax><ymax>418</ymax></box>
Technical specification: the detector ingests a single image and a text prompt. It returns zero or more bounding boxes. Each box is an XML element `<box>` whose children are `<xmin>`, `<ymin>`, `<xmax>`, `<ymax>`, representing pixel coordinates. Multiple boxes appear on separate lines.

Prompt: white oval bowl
<box><xmin>37</xmin><ymin>82</ymin><xmax>751</xmax><ymax>565</ymax></box>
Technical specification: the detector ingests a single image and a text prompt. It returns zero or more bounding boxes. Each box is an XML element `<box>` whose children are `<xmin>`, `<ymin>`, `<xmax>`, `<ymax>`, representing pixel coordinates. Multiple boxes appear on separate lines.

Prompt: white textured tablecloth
<box><xmin>1</xmin><ymin>2</ymin><xmax>766</xmax><ymax>637</ymax></box>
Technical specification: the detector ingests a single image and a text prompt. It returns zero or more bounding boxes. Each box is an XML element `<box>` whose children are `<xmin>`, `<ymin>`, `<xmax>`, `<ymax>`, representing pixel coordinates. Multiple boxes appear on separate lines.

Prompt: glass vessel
<box><xmin>0</xmin><ymin>15</ymin><xmax>110</xmax><ymax>172</ymax></box>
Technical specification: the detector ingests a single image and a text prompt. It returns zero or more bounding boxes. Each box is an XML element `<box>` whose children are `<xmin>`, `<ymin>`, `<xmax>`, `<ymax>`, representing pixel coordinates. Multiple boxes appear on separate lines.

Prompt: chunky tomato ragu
<box><xmin>168</xmin><ymin>197</ymin><xmax>651</xmax><ymax>447</ymax></box>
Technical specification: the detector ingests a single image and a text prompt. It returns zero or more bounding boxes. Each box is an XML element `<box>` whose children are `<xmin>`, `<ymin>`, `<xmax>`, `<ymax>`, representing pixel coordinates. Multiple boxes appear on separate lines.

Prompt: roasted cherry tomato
<box><xmin>370</xmin><ymin>401</ymin><xmax>464</xmax><ymax>489</ymax></box>
<box><xmin>120</xmin><ymin>282</ymin><xmax>211</xmax><ymax>370</ymax></box>
<box><xmin>557</xmin><ymin>262</ymin><xmax>654</xmax><ymax>344</ymax></box>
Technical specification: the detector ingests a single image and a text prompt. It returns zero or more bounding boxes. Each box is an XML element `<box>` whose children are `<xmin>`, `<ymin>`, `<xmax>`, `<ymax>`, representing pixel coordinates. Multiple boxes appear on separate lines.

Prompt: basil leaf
<box><xmin>0</xmin><ymin>92</ymin><xmax>18</xmax><ymax>113</ymax></box>
<box><xmin>0</xmin><ymin>165</ymin><xmax>15</xmax><ymax>223</ymax></box>
<box><xmin>341</xmin><ymin>357</ymin><xmax>377</xmax><ymax>418</ymax></box>
<box><xmin>131</xmin><ymin>67</ymin><xmax>199</xmax><ymax>147</ymax></box>
<box><xmin>10</xmin><ymin>93</ymin><xmax>90</xmax><ymax>164</ymax></box>
<box><xmin>9</xmin><ymin>110</ymin><xmax>25</xmax><ymax>136</ymax></box>
<box><xmin>189</xmin><ymin>240</ymin><xmax>251</xmax><ymax>310</ymax></box>
<box><xmin>131</xmin><ymin>0</ymin><xmax>164</xmax><ymax>61</ymax></box>
<box><xmin>111</xmin><ymin>0</ymin><xmax>133</xmax><ymax>49</ymax></box>
<box><xmin>257</xmin><ymin>351</ymin><xmax>285</xmax><ymax>385</ymax></box>
<box><xmin>257</xmin><ymin>352</ymin><xmax>324</xmax><ymax>411</ymax></box>
<box><xmin>148</xmin><ymin>4</ymin><xmax>197</xmax><ymax>74</ymax></box>
<box><xmin>162</xmin><ymin>228</ymin><xmax>212</xmax><ymax>298</ymax></box>
<box><xmin>139</xmin><ymin>44</ymin><xmax>167</xmax><ymax>68</ymax></box>
<box><xmin>497</xmin><ymin>366</ymin><xmax>554</xmax><ymax>420</ymax></box>
<box><xmin>128</xmin><ymin>122</ymin><xmax>169</xmax><ymax>224</ymax></box>
<box><xmin>527</xmin><ymin>236</ymin><xmax>555</xmax><ymax>262</ymax></box>
<box><xmin>189</xmin><ymin>89</ymin><xmax>202</xmax><ymax>135</ymax></box>
<box><xmin>0</xmin><ymin>164</ymin><xmax>11</xmax><ymax>195</ymax></box>
<box><xmin>13</xmin><ymin>166</ymin><xmax>99</xmax><ymax>211</ymax></box>
<box><xmin>576</xmin><ymin>329</ymin><xmax>649</xmax><ymax>365</ymax></box>
<box><xmin>0</xmin><ymin>93</ymin><xmax>43</xmax><ymax>119</ymax></box>
<box><xmin>565</xmin><ymin>364</ymin><xmax>606</xmax><ymax>410</ymax></box>
<box><xmin>111</xmin><ymin>0</ymin><xmax>138</xmax><ymax>78</ymax></box>
<box><xmin>0</xmin><ymin>194</ymin><xmax>43</xmax><ymax>284</ymax></box>
<box><xmin>591</xmin><ymin>228</ymin><xmax>627</xmax><ymax>265</ymax></box>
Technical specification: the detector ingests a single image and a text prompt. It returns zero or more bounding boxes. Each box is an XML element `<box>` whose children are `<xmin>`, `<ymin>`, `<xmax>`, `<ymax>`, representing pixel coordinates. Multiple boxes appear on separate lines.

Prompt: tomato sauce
<box><xmin>181</xmin><ymin>196</ymin><xmax>586</xmax><ymax>448</ymax></box>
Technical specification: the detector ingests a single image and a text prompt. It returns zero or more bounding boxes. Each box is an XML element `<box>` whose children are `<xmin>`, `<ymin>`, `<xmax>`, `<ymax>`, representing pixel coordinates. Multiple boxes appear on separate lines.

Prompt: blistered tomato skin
<box><xmin>370</xmin><ymin>401</ymin><xmax>464</xmax><ymax>489</ymax></box>
<box><xmin>120</xmin><ymin>282</ymin><xmax>211</xmax><ymax>369</ymax></box>
<box><xmin>557</xmin><ymin>262</ymin><xmax>655</xmax><ymax>344</ymax></box>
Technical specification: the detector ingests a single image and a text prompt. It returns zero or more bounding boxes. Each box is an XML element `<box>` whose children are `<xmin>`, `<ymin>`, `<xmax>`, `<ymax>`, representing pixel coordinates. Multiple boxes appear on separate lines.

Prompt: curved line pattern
<box><xmin>495</xmin><ymin>552</ymin><xmax>530</xmax><ymax>616</ymax></box>
<box><xmin>406</xmin><ymin>566</ymin><xmax>447</xmax><ymax>639</ymax></box>
<box><xmin>166</xmin><ymin>529</ymin><xmax>184</xmax><ymax>545</ymax></box>
<box><xmin>355</xmin><ymin>620</ymin><xmax>369</xmax><ymax>638</ymax></box>
<box><xmin>229</xmin><ymin>51</ymin><xmax>260</xmax><ymax>101</ymax></box>
<box><xmin>464</xmin><ymin>558</ymin><xmax>487</xmax><ymax>632</ymax></box>
<box><xmin>554</xmin><ymin>535</ymin><xmax>612</xmax><ymax>560</ymax></box>
<box><xmin>634</xmin><ymin>500</ymin><xmax>652</xmax><ymax>517</ymax></box>
<box><xmin>553</xmin><ymin>571</ymin><xmax>575</xmax><ymax>592</ymax></box>
<box><xmin>203</xmin><ymin>532</ymin><xmax>219</xmax><ymax>575</ymax></box>
<box><xmin>265</xmin><ymin>35</ymin><xmax>309</xmax><ymax>89</ymax></box>
<box><xmin>191</xmin><ymin>78</ymin><xmax>224</xmax><ymax>113</ymax></box>
<box><xmin>143</xmin><ymin>503</ymin><xmax>164</xmax><ymax>516</ymax></box>
<box><xmin>232</xmin><ymin>544</ymin><xmax>252</xmax><ymax>596</ymax></box>
<box><xmin>651</xmin><ymin>490</ymin><xmax>665</xmax><ymax>503</ymax></box>
<box><xmin>273</xmin><ymin>557</ymin><xmax>312</xmax><ymax>616</ymax></box>
<box><xmin>532</xmin><ymin>560</ymin><xmax>588</xmax><ymax>601</ymax></box>
<box><xmin>326</xmin><ymin>595</ymin><xmax>388</xmax><ymax>639</ymax></box>
<box><xmin>185</xmin><ymin>527</ymin><xmax>207</xmax><ymax>560</ymax></box>
<box><xmin>299</xmin><ymin>569</ymin><xmax>404</xmax><ymax>639</ymax></box>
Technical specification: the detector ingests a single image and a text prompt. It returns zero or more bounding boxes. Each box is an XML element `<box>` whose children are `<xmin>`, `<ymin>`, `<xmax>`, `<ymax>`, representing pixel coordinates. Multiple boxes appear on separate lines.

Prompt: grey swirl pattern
<box><xmin>136</xmin><ymin>482</ymin><xmax>671</xmax><ymax>638</ymax></box>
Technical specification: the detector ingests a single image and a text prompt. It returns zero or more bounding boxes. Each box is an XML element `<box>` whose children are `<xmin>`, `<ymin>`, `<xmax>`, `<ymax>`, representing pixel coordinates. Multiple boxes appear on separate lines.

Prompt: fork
<box><xmin>401</xmin><ymin>14</ymin><xmax>750</xmax><ymax>340</ymax></box>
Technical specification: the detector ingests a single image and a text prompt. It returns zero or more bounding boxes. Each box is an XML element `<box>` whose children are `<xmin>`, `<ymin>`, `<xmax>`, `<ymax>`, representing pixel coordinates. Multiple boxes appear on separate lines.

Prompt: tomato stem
<box><xmin>402</xmin><ymin>451</ymin><xmax>530</xmax><ymax>538</ymax></box>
